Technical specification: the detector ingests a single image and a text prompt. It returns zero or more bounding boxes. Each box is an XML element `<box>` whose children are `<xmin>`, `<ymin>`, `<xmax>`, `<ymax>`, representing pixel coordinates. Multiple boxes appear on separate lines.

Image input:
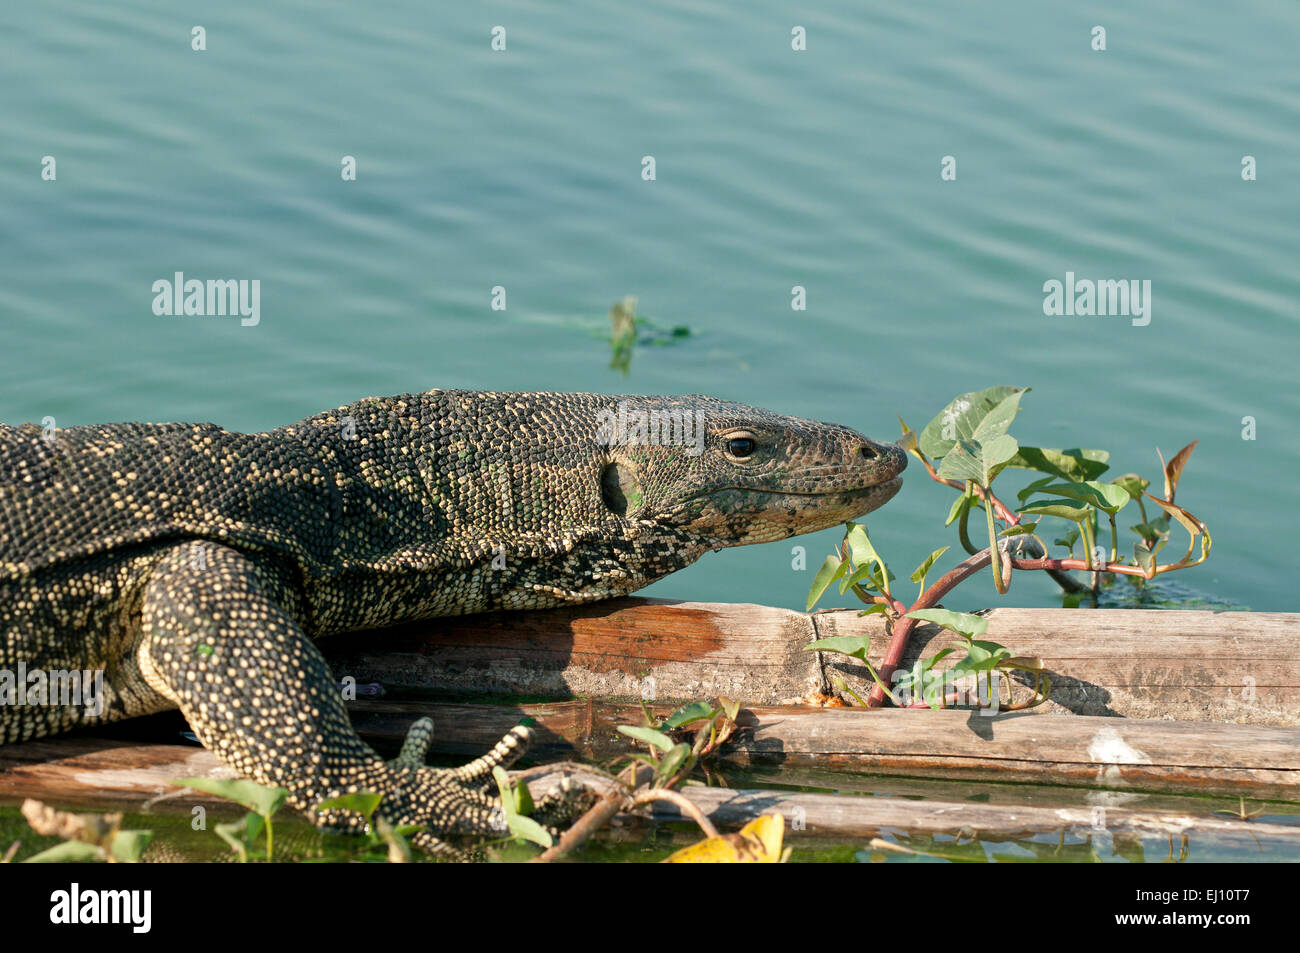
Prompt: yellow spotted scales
<box><xmin>0</xmin><ymin>389</ymin><xmax>905</xmax><ymax>855</ymax></box>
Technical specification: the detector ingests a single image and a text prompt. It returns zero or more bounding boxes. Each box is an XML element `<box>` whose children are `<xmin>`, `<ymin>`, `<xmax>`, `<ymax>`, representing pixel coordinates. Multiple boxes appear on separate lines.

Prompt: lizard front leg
<box><xmin>137</xmin><ymin>542</ymin><xmax>526</xmax><ymax>857</ymax></box>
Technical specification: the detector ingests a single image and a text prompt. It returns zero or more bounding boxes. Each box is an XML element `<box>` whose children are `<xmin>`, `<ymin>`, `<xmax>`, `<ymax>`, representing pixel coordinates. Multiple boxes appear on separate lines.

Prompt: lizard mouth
<box><xmin>712</xmin><ymin>473</ymin><xmax>904</xmax><ymax>503</ymax></box>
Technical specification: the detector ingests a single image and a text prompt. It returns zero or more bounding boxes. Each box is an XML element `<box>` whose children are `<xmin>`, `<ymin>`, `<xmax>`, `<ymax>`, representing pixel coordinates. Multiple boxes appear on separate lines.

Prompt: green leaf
<box><xmin>616</xmin><ymin>725</ymin><xmax>676</xmax><ymax>752</ymax></box>
<box><xmin>1054</xmin><ymin>528</ymin><xmax>1080</xmax><ymax>550</ymax></box>
<box><xmin>866</xmin><ymin>562</ymin><xmax>895</xmax><ymax>592</ymax></box>
<box><xmin>919</xmin><ymin>386</ymin><xmax>1027</xmax><ymax>458</ymax></box>
<box><xmin>1110</xmin><ymin>473</ymin><xmax>1149</xmax><ymax>501</ymax></box>
<box><xmin>844</xmin><ymin>522</ymin><xmax>881</xmax><ymax>572</ymax></box>
<box><xmin>213</xmin><ymin>812</ymin><xmax>264</xmax><ymax>862</ymax></box>
<box><xmin>841</xmin><ymin>562</ymin><xmax>877</xmax><ymax>595</ymax></box>
<box><xmin>1016</xmin><ymin>475</ymin><xmax>1057</xmax><ymax>505</ymax></box>
<box><xmin>109</xmin><ymin>830</ymin><xmax>153</xmax><ymax>863</ymax></box>
<box><xmin>514</xmin><ymin>777</ymin><xmax>535</xmax><ymax>816</ymax></box>
<box><xmin>909</xmin><ymin>547</ymin><xmax>950</xmax><ymax>589</ymax></box>
<box><xmin>894</xmin><ymin>648</ymin><xmax>957</xmax><ymax>708</ymax></box>
<box><xmin>897</xmin><ymin>417</ymin><xmax>918</xmax><ymax>454</ymax></box>
<box><xmin>937</xmin><ymin>434</ymin><xmax>1020</xmax><ymax>488</ymax></box>
<box><xmin>1034</xmin><ymin>481</ymin><xmax>1130</xmax><ymax>515</ymax></box>
<box><xmin>1005</xmin><ymin>447</ymin><xmax>1110</xmax><ymax>483</ymax></box>
<box><xmin>857</xmin><ymin>604</ymin><xmax>888</xmax><ymax>617</ymax></box>
<box><xmin>505</xmin><ymin>813</ymin><xmax>553</xmax><ymax>849</ymax></box>
<box><xmin>945</xmin><ymin>493</ymin><xmax>971</xmax><ymax>527</ymax></box>
<box><xmin>316</xmin><ymin>791</ymin><xmax>383</xmax><ymax>822</ymax></box>
<box><xmin>806</xmin><ymin>554</ymin><xmax>847</xmax><ymax>612</ymax></box>
<box><xmin>22</xmin><ymin>841</ymin><xmax>106</xmax><ymax>863</ymax></box>
<box><xmin>1020</xmin><ymin>499</ymin><xmax>1092</xmax><ymax>522</ymax></box>
<box><xmin>950</xmin><ymin>640</ymin><xmax>1013</xmax><ymax>677</ymax></box>
<box><xmin>657</xmin><ymin>743</ymin><xmax>692</xmax><ymax>781</ymax></box>
<box><xmin>662</xmin><ymin>702</ymin><xmax>718</xmax><ymax>730</ymax></box>
<box><xmin>1130</xmin><ymin>522</ymin><xmax>1168</xmax><ymax>545</ymax></box>
<box><xmin>173</xmin><ymin>777</ymin><xmax>287</xmax><ymax>819</ymax></box>
<box><xmin>999</xmin><ymin>522</ymin><xmax>1037</xmax><ymax>537</ymax></box>
<box><xmin>905</xmin><ymin>609</ymin><xmax>988</xmax><ymax>640</ymax></box>
<box><xmin>803</xmin><ymin>635</ymin><xmax>872</xmax><ymax>661</ymax></box>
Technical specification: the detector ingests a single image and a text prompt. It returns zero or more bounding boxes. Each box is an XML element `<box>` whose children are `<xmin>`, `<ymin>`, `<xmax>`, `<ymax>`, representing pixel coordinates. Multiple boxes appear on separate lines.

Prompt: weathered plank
<box><xmin>325</xmin><ymin>598</ymin><xmax>819</xmax><ymax>705</ymax></box>
<box><xmin>8</xmin><ymin>742</ymin><xmax>1291</xmax><ymax>857</ymax></box>
<box><xmin>6</xmin><ymin>702</ymin><xmax>1298</xmax><ymax>805</ymax></box>
<box><xmin>343</xmin><ymin>700</ymin><xmax>1300</xmax><ymax>800</ymax></box>
<box><xmin>321</xmin><ymin>598</ymin><xmax>1300</xmax><ymax>724</ymax></box>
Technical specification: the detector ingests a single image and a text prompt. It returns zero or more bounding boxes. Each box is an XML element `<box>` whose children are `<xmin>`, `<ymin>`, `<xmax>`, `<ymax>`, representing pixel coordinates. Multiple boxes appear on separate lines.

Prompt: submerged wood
<box><xmin>320</xmin><ymin>598</ymin><xmax>1300</xmax><ymax>725</ymax></box>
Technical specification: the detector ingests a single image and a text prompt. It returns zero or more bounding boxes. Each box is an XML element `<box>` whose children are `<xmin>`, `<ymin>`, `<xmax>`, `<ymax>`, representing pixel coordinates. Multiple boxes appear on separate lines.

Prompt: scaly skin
<box><xmin>0</xmin><ymin>389</ymin><xmax>905</xmax><ymax>855</ymax></box>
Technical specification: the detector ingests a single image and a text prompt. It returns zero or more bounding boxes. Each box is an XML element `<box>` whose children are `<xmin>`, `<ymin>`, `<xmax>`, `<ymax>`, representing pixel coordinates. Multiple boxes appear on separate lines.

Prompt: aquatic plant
<box><xmin>806</xmin><ymin>386</ymin><xmax>1210</xmax><ymax>709</ymax></box>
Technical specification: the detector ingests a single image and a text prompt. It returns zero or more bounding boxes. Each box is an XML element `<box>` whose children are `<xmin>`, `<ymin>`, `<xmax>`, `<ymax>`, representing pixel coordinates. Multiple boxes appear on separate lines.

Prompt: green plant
<box><xmin>807</xmin><ymin>386</ymin><xmax>1211</xmax><ymax>709</ymax></box>
<box><xmin>172</xmin><ymin>777</ymin><xmax>287</xmax><ymax>862</ymax></box>
<box><xmin>615</xmin><ymin>697</ymin><xmax>741</xmax><ymax>789</ymax></box>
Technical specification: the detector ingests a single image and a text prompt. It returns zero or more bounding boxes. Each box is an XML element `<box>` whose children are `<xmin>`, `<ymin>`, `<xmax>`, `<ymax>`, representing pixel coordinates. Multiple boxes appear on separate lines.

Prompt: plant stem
<box><xmin>985</xmin><ymin>489</ymin><xmax>1009</xmax><ymax>594</ymax></box>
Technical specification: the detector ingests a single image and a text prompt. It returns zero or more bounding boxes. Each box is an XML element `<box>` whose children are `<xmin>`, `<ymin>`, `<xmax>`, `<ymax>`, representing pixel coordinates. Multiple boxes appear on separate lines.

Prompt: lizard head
<box><xmin>596</xmin><ymin>396</ymin><xmax>906</xmax><ymax>549</ymax></box>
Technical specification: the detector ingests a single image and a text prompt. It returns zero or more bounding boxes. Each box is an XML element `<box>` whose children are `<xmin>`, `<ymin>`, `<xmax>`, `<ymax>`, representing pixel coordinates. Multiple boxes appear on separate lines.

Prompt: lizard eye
<box><xmin>726</xmin><ymin>436</ymin><xmax>757</xmax><ymax>458</ymax></box>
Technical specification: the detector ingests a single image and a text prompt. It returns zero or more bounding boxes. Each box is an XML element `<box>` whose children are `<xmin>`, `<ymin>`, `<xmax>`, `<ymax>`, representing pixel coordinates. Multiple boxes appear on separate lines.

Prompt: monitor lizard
<box><xmin>0</xmin><ymin>389</ymin><xmax>905</xmax><ymax>855</ymax></box>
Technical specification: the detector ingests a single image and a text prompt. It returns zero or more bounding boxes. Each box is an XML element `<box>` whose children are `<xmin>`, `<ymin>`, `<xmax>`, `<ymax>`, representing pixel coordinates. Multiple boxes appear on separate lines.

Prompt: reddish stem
<box><xmin>917</xmin><ymin>454</ymin><xmax>1020</xmax><ymax>524</ymax></box>
<box><xmin>867</xmin><ymin>550</ymin><xmax>993</xmax><ymax>707</ymax></box>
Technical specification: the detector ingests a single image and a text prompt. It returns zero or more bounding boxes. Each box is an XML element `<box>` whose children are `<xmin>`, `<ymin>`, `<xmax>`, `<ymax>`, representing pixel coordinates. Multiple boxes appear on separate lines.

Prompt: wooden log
<box><xmin>321</xmin><ymin>598</ymin><xmax>1300</xmax><ymax>725</ymax></box>
<box><xmin>324</xmin><ymin>598</ymin><xmax>820</xmax><ymax>706</ymax></box>
<box><xmin>639</xmin><ymin>785</ymin><xmax>1300</xmax><ymax>855</ymax></box>
<box><xmin>342</xmin><ymin>699</ymin><xmax>1300</xmax><ymax>801</ymax></box>
<box><xmin>6</xmin><ymin>702</ymin><xmax>1297</xmax><ymax>805</ymax></box>
<box><xmin>6</xmin><ymin>743</ymin><xmax>1293</xmax><ymax>857</ymax></box>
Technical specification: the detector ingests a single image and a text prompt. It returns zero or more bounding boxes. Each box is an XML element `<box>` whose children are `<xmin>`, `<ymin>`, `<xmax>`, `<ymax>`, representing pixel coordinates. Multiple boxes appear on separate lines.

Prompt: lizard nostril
<box><xmin>859</xmin><ymin>445</ymin><xmax>878</xmax><ymax>461</ymax></box>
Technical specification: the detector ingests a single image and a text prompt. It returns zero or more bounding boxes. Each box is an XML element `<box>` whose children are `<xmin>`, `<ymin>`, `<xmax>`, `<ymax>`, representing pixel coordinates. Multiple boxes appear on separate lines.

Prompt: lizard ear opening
<box><xmin>600</xmin><ymin>462</ymin><xmax>639</xmax><ymax>516</ymax></box>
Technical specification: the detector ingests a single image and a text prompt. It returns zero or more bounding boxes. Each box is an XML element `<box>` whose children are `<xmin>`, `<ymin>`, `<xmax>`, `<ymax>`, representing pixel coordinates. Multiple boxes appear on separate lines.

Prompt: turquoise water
<box><xmin>4</xmin><ymin>1</ymin><xmax>1298</xmax><ymax>611</ymax></box>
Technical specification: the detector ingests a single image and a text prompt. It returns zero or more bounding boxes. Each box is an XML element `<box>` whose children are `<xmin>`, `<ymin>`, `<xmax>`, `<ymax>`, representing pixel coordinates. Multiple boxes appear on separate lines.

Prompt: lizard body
<box><xmin>0</xmin><ymin>389</ymin><xmax>904</xmax><ymax>854</ymax></box>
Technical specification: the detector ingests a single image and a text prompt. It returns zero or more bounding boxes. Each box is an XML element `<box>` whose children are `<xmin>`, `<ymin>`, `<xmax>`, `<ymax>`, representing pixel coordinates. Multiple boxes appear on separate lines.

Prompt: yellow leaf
<box><xmin>662</xmin><ymin>813</ymin><xmax>785</xmax><ymax>863</ymax></box>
